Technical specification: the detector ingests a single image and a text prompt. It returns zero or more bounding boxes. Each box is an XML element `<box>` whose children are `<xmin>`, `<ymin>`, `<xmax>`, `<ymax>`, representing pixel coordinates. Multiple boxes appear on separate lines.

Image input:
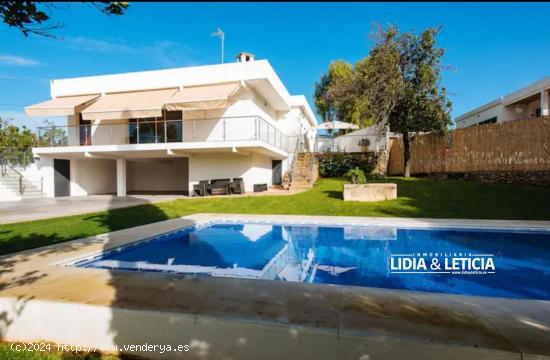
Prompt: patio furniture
<box><xmin>192</xmin><ymin>180</ymin><xmax>210</xmax><ymax>196</ymax></box>
<box><xmin>209</xmin><ymin>178</ymin><xmax>230</xmax><ymax>195</ymax></box>
<box><xmin>231</xmin><ymin>178</ymin><xmax>245</xmax><ymax>194</ymax></box>
<box><xmin>253</xmin><ymin>183</ymin><xmax>268</xmax><ymax>192</ymax></box>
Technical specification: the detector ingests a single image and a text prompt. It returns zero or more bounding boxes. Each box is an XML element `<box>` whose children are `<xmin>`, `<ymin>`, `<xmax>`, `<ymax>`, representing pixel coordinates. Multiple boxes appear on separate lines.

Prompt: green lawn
<box><xmin>0</xmin><ymin>177</ymin><xmax>549</xmax><ymax>256</ymax></box>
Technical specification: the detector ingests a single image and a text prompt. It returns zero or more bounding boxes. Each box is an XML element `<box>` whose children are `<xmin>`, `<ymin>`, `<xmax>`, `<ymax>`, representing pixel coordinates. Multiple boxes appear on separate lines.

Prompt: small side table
<box><xmin>253</xmin><ymin>183</ymin><xmax>268</xmax><ymax>192</ymax></box>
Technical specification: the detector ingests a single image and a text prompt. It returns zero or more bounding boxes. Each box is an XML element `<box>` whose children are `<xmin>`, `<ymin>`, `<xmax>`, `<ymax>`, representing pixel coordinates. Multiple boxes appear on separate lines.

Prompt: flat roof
<box><xmin>48</xmin><ymin>60</ymin><xmax>317</xmax><ymax>120</ymax></box>
<box><xmin>455</xmin><ymin>74</ymin><xmax>550</xmax><ymax>122</ymax></box>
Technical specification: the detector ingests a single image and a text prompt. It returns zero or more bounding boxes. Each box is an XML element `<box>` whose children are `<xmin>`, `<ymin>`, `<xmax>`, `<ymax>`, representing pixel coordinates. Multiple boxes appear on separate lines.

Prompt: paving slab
<box><xmin>0</xmin><ymin>194</ymin><xmax>186</xmax><ymax>225</ymax></box>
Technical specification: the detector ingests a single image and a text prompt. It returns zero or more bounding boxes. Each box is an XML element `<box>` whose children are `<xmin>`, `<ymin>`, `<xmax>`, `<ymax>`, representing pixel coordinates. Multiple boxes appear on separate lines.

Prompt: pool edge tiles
<box><xmin>68</xmin><ymin>217</ymin><xmax>550</xmax><ymax>301</ymax></box>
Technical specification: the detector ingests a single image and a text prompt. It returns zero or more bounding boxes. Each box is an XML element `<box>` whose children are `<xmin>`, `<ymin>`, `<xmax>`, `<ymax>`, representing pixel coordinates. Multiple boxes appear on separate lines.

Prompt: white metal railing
<box><xmin>37</xmin><ymin>116</ymin><xmax>296</xmax><ymax>153</ymax></box>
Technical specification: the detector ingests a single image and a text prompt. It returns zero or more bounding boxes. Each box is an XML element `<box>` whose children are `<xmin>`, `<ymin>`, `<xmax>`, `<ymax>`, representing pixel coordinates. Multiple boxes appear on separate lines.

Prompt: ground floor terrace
<box><xmin>34</xmin><ymin>144</ymin><xmax>289</xmax><ymax>198</ymax></box>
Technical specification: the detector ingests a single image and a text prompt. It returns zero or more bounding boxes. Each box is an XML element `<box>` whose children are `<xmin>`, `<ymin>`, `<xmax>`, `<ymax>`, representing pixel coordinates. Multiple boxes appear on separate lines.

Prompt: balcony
<box><xmin>36</xmin><ymin>116</ymin><xmax>296</xmax><ymax>154</ymax></box>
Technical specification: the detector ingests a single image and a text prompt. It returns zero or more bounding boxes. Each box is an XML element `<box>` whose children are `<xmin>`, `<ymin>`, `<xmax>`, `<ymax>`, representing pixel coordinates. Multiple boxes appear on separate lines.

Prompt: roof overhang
<box><xmin>289</xmin><ymin>95</ymin><xmax>318</xmax><ymax>127</ymax></box>
<box><xmin>48</xmin><ymin>60</ymin><xmax>294</xmax><ymax>112</ymax></box>
<box><xmin>245</xmin><ymin>78</ymin><xmax>290</xmax><ymax>111</ymax></box>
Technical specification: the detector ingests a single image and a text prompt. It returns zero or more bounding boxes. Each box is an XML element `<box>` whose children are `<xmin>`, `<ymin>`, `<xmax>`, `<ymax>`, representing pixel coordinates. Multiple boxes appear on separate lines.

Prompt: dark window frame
<box><xmin>129</xmin><ymin>110</ymin><xmax>183</xmax><ymax>144</ymax></box>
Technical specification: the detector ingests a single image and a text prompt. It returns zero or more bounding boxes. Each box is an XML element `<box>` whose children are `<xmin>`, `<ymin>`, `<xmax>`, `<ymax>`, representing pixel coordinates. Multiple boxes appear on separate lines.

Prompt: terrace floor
<box><xmin>0</xmin><ymin>188</ymin><xmax>295</xmax><ymax>225</ymax></box>
<box><xmin>0</xmin><ymin>214</ymin><xmax>549</xmax><ymax>360</ymax></box>
<box><xmin>0</xmin><ymin>194</ymin><xmax>186</xmax><ymax>225</ymax></box>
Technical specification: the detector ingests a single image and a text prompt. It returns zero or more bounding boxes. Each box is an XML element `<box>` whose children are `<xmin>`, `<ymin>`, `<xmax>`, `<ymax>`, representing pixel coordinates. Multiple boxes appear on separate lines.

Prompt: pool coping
<box><xmin>0</xmin><ymin>213</ymin><xmax>549</xmax><ymax>359</ymax></box>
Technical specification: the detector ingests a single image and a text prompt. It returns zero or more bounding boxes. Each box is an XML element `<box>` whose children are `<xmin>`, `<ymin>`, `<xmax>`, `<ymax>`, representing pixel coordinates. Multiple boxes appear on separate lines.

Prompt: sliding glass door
<box><xmin>129</xmin><ymin>111</ymin><xmax>183</xmax><ymax>144</ymax></box>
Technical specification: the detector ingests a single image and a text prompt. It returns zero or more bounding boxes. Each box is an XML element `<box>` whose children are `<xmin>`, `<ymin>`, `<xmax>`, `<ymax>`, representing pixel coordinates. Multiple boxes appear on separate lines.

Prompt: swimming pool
<box><xmin>75</xmin><ymin>221</ymin><xmax>550</xmax><ymax>300</ymax></box>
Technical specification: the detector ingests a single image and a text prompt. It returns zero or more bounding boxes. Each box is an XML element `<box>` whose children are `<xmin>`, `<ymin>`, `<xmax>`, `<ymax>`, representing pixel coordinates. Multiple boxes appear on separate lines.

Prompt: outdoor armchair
<box><xmin>231</xmin><ymin>178</ymin><xmax>245</xmax><ymax>194</ymax></box>
<box><xmin>193</xmin><ymin>180</ymin><xmax>209</xmax><ymax>196</ymax></box>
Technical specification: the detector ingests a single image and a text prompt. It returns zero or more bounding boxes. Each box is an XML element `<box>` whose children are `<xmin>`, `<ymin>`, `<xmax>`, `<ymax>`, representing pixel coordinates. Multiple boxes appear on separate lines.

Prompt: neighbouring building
<box><xmin>21</xmin><ymin>53</ymin><xmax>317</xmax><ymax>198</ymax></box>
<box><xmin>455</xmin><ymin>76</ymin><xmax>550</xmax><ymax>128</ymax></box>
<box><xmin>317</xmin><ymin>124</ymin><xmax>390</xmax><ymax>153</ymax></box>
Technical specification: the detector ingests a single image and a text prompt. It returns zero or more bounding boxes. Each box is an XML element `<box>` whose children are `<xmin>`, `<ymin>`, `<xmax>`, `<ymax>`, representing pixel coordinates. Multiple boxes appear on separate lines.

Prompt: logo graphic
<box><xmin>390</xmin><ymin>252</ymin><xmax>496</xmax><ymax>275</ymax></box>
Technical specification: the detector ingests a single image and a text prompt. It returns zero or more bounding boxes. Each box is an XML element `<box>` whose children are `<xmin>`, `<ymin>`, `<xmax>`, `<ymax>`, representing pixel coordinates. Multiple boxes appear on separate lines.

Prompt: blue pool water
<box><xmin>77</xmin><ymin>222</ymin><xmax>550</xmax><ymax>300</ymax></box>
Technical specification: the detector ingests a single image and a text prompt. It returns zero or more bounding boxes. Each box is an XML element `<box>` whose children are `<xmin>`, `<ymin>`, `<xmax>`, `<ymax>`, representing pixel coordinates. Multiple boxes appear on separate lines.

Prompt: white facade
<box><xmin>26</xmin><ymin>57</ymin><xmax>317</xmax><ymax>198</ymax></box>
<box><xmin>455</xmin><ymin>76</ymin><xmax>550</xmax><ymax>128</ymax></box>
<box><xmin>317</xmin><ymin>124</ymin><xmax>389</xmax><ymax>153</ymax></box>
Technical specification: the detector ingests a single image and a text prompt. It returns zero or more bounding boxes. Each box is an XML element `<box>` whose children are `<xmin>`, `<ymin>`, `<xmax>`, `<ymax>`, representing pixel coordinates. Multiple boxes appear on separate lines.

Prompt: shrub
<box><xmin>318</xmin><ymin>152</ymin><xmax>376</xmax><ymax>177</ymax></box>
<box><xmin>344</xmin><ymin>167</ymin><xmax>367</xmax><ymax>184</ymax></box>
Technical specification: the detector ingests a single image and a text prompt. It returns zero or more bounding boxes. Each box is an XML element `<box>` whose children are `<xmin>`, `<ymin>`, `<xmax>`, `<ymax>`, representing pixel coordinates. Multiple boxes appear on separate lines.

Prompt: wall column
<box><xmin>541</xmin><ymin>89</ymin><xmax>549</xmax><ymax>116</ymax></box>
<box><xmin>116</xmin><ymin>158</ymin><xmax>127</xmax><ymax>197</ymax></box>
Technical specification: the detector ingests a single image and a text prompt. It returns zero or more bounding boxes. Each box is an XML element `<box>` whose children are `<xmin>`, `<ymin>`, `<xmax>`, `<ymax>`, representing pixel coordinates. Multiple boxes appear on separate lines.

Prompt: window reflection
<box><xmin>129</xmin><ymin>111</ymin><xmax>183</xmax><ymax>144</ymax></box>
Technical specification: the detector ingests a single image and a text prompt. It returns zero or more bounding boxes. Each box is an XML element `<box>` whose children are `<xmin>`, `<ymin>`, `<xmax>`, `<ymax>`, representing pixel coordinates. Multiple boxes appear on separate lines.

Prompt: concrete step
<box><xmin>21</xmin><ymin>194</ymin><xmax>46</xmax><ymax>199</ymax></box>
<box><xmin>22</xmin><ymin>189</ymin><xmax>43</xmax><ymax>194</ymax></box>
<box><xmin>23</xmin><ymin>183</ymin><xmax>42</xmax><ymax>188</ymax></box>
<box><xmin>1</xmin><ymin>178</ymin><xmax>20</xmax><ymax>183</ymax></box>
<box><xmin>1</xmin><ymin>184</ymin><xmax>21</xmax><ymax>189</ymax></box>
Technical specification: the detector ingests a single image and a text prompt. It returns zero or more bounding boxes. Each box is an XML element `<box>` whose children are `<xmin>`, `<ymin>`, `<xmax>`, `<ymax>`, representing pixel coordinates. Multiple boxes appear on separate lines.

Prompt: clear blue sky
<box><xmin>1</xmin><ymin>2</ymin><xmax>550</xmax><ymax>129</ymax></box>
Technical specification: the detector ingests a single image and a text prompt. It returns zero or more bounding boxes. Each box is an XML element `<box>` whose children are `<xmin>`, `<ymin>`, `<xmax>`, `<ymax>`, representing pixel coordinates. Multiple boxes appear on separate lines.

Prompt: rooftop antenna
<box><xmin>211</xmin><ymin>27</ymin><xmax>225</xmax><ymax>64</ymax></box>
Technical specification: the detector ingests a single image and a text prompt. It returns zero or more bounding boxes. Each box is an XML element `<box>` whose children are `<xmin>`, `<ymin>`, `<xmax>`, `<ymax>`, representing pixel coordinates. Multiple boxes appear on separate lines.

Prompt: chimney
<box><xmin>236</xmin><ymin>51</ymin><xmax>255</xmax><ymax>63</ymax></box>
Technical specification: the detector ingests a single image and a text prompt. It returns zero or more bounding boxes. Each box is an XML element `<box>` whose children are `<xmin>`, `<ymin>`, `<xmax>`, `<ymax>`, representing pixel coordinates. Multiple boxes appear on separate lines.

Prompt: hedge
<box><xmin>318</xmin><ymin>152</ymin><xmax>377</xmax><ymax>178</ymax></box>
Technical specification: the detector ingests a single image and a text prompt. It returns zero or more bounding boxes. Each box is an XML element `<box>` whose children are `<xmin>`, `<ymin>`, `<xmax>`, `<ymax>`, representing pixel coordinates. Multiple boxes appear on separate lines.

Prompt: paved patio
<box><xmin>0</xmin><ymin>188</ymin><xmax>302</xmax><ymax>225</ymax></box>
<box><xmin>0</xmin><ymin>194</ymin><xmax>186</xmax><ymax>225</ymax></box>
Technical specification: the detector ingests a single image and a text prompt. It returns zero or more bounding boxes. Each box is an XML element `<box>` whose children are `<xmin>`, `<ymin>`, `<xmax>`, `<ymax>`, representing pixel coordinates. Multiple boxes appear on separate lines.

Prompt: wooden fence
<box><xmin>388</xmin><ymin>117</ymin><xmax>550</xmax><ymax>175</ymax></box>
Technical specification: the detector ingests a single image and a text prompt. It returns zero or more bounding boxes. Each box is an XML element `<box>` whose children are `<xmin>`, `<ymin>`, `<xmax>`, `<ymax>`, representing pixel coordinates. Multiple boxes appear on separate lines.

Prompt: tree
<box><xmin>0</xmin><ymin>117</ymin><xmax>36</xmax><ymax>168</ymax></box>
<box><xmin>316</xmin><ymin>25</ymin><xmax>452</xmax><ymax>177</ymax></box>
<box><xmin>314</xmin><ymin>60</ymin><xmax>359</xmax><ymax>130</ymax></box>
<box><xmin>0</xmin><ymin>2</ymin><xmax>129</xmax><ymax>37</ymax></box>
<box><xmin>377</xmin><ymin>26</ymin><xmax>452</xmax><ymax>177</ymax></box>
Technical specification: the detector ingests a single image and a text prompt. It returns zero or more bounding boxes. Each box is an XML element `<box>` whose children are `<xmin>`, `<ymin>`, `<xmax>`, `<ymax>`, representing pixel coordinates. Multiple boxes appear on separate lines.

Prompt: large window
<box><xmin>477</xmin><ymin>117</ymin><xmax>497</xmax><ymax>126</ymax></box>
<box><xmin>165</xmin><ymin>110</ymin><xmax>183</xmax><ymax>143</ymax></box>
<box><xmin>129</xmin><ymin>111</ymin><xmax>183</xmax><ymax>144</ymax></box>
<box><xmin>79</xmin><ymin>114</ymin><xmax>92</xmax><ymax>146</ymax></box>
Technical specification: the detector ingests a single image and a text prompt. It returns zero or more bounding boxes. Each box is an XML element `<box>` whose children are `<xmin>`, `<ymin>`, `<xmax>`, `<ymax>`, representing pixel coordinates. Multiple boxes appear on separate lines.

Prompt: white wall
<box><xmin>188</xmin><ymin>152</ymin><xmax>272</xmax><ymax>193</ymax></box>
<box><xmin>276</xmin><ymin>108</ymin><xmax>305</xmax><ymax>136</ymax></box>
<box><xmin>455</xmin><ymin>103</ymin><xmax>502</xmax><ymax>129</ymax></box>
<box><xmin>127</xmin><ymin>158</ymin><xmax>188</xmax><ymax>193</ymax></box>
<box><xmin>502</xmin><ymin>98</ymin><xmax>541</xmax><ymax>122</ymax></box>
<box><xmin>22</xmin><ymin>157</ymin><xmax>54</xmax><ymax>198</ymax></box>
<box><xmin>179</xmin><ymin>87</ymin><xmax>305</xmax><ymax>153</ymax></box>
<box><xmin>70</xmin><ymin>158</ymin><xmax>116</xmax><ymax>196</ymax></box>
<box><xmin>0</xmin><ymin>183</ymin><xmax>20</xmax><ymax>201</ymax></box>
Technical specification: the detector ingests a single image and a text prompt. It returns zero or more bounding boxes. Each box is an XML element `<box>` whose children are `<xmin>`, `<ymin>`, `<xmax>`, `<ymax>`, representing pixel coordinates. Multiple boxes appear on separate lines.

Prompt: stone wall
<box><xmin>453</xmin><ymin>171</ymin><xmax>550</xmax><ymax>186</ymax></box>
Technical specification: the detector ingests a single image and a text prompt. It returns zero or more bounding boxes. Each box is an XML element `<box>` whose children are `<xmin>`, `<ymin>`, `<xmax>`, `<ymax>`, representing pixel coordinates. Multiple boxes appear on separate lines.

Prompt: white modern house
<box><xmin>23</xmin><ymin>53</ymin><xmax>317</xmax><ymax>198</ymax></box>
<box><xmin>455</xmin><ymin>76</ymin><xmax>550</xmax><ymax>128</ymax></box>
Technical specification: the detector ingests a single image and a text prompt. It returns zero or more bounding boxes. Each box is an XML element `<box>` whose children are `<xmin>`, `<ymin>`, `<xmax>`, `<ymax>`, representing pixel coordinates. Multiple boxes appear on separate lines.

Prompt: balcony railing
<box><xmin>36</xmin><ymin>116</ymin><xmax>297</xmax><ymax>153</ymax></box>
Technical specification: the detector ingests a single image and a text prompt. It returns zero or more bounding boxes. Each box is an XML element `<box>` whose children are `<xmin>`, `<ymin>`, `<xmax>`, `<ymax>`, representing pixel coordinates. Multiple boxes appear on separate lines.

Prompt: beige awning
<box><xmin>81</xmin><ymin>88</ymin><xmax>178</xmax><ymax>120</ymax></box>
<box><xmin>164</xmin><ymin>82</ymin><xmax>241</xmax><ymax>111</ymax></box>
<box><xmin>25</xmin><ymin>94</ymin><xmax>100</xmax><ymax>116</ymax></box>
